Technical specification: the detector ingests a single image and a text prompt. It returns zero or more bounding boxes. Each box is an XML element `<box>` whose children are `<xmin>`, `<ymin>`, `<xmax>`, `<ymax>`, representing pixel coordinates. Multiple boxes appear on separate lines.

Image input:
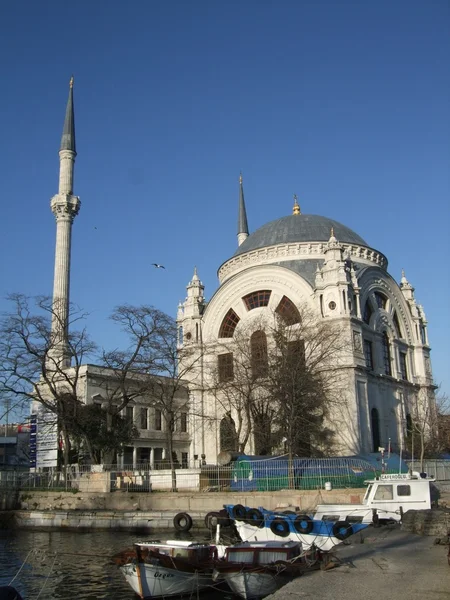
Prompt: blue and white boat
<box><xmin>224</xmin><ymin>504</ymin><xmax>369</xmax><ymax>552</ymax></box>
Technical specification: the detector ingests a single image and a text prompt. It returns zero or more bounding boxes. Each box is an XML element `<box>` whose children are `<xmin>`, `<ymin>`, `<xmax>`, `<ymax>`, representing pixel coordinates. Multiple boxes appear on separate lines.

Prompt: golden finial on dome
<box><xmin>292</xmin><ymin>194</ymin><xmax>300</xmax><ymax>215</ymax></box>
<box><xmin>69</xmin><ymin>75</ymin><xmax>74</xmax><ymax>88</ymax></box>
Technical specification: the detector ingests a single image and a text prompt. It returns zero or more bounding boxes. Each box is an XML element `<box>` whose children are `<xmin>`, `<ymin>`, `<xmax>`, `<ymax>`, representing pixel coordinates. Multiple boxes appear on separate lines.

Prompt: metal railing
<box><xmin>405</xmin><ymin>459</ymin><xmax>450</xmax><ymax>481</ymax></box>
<box><xmin>2</xmin><ymin>458</ymin><xmax>449</xmax><ymax>494</ymax></box>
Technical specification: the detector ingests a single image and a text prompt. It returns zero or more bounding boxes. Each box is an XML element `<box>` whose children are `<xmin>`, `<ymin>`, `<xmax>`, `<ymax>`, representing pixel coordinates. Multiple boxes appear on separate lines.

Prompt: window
<box><xmin>382</xmin><ymin>332</ymin><xmax>392</xmax><ymax>375</ymax></box>
<box><xmin>218</xmin><ymin>352</ymin><xmax>234</xmax><ymax>382</ymax></box>
<box><xmin>275</xmin><ymin>296</ymin><xmax>301</xmax><ymax>325</ymax></box>
<box><xmin>399</xmin><ymin>352</ymin><xmax>408</xmax><ymax>381</ymax></box>
<box><xmin>397</xmin><ymin>485</ymin><xmax>411</xmax><ymax>497</ymax></box>
<box><xmin>373</xmin><ymin>484</ymin><xmax>393</xmax><ymax>500</ymax></box>
<box><xmin>392</xmin><ymin>312</ymin><xmax>402</xmax><ymax>339</ymax></box>
<box><xmin>287</xmin><ymin>340</ymin><xmax>305</xmax><ymax>369</ymax></box>
<box><xmin>154</xmin><ymin>408</ymin><xmax>162</xmax><ymax>431</ymax></box>
<box><xmin>371</xmin><ymin>408</ymin><xmax>380</xmax><ymax>452</ymax></box>
<box><xmin>180</xmin><ymin>412</ymin><xmax>187</xmax><ymax>433</ymax></box>
<box><xmin>126</xmin><ymin>406</ymin><xmax>134</xmax><ymax>424</ymax></box>
<box><xmin>181</xmin><ymin>452</ymin><xmax>188</xmax><ymax>468</ymax></box>
<box><xmin>375</xmin><ymin>292</ymin><xmax>387</xmax><ymax>309</ymax></box>
<box><xmin>140</xmin><ymin>408</ymin><xmax>148</xmax><ymax>429</ymax></box>
<box><xmin>242</xmin><ymin>290</ymin><xmax>271</xmax><ymax>310</ymax></box>
<box><xmin>363</xmin><ymin>301</ymin><xmax>373</xmax><ymax>324</ymax></box>
<box><xmin>251</xmin><ymin>330</ymin><xmax>268</xmax><ymax>378</ymax></box>
<box><xmin>419</xmin><ymin>324</ymin><xmax>427</xmax><ymax>345</ymax></box>
<box><xmin>364</xmin><ymin>340</ymin><xmax>374</xmax><ymax>370</ymax></box>
<box><xmin>219</xmin><ymin>308</ymin><xmax>240</xmax><ymax>338</ymax></box>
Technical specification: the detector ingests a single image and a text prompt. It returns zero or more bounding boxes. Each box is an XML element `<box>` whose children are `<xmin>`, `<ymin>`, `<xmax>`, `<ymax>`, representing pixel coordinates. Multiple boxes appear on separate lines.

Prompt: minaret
<box><xmin>49</xmin><ymin>77</ymin><xmax>81</xmax><ymax>368</ymax></box>
<box><xmin>237</xmin><ymin>173</ymin><xmax>249</xmax><ymax>246</ymax></box>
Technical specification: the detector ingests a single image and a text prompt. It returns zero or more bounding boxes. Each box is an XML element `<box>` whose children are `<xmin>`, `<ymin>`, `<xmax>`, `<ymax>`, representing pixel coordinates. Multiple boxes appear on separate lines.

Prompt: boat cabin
<box><xmin>224</xmin><ymin>541</ymin><xmax>301</xmax><ymax>565</ymax></box>
<box><xmin>314</xmin><ymin>472</ymin><xmax>435</xmax><ymax>523</ymax></box>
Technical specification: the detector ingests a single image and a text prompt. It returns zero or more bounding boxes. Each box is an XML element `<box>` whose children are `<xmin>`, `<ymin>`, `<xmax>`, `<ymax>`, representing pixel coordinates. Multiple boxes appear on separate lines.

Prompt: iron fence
<box><xmin>406</xmin><ymin>459</ymin><xmax>450</xmax><ymax>481</ymax></box>
<box><xmin>2</xmin><ymin>458</ymin><xmax>449</xmax><ymax>494</ymax></box>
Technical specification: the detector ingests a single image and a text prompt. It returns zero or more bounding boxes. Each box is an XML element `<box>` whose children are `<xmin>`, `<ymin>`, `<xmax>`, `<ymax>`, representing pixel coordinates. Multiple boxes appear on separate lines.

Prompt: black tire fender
<box><xmin>231</xmin><ymin>504</ymin><xmax>247</xmax><ymax>521</ymax></box>
<box><xmin>270</xmin><ymin>517</ymin><xmax>290</xmax><ymax>538</ymax></box>
<box><xmin>293</xmin><ymin>514</ymin><xmax>314</xmax><ymax>534</ymax></box>
<box><xmin>245</xmin><ymin>508</ymin><xmax>264</xmax><ymax>528</ymax></box>
<box><xmin>332</xmin><ymin>520</ymin><xmax>353</xmax><ymax>540</ymax></box>
<box><xmin>173</xmin><ymin>512</ymin><xmax>193</xmax><ymax>532</ymax></box>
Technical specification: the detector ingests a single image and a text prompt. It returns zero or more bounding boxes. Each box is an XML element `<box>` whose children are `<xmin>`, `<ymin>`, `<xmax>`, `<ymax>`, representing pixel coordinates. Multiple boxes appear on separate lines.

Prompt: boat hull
<box><xmin>120</xmin><ymin>562</ymin><xmax>214</xmax><ymax>599</ymax></box>
<box><xmin>221</xmin><ymin>569</ymin><xmax>290</xmax><ymax>599</ymax></box>
<box><xmin>225</xmin><ymin>505</ymin><xmax>369</xmax><ymax>551</ymax></box>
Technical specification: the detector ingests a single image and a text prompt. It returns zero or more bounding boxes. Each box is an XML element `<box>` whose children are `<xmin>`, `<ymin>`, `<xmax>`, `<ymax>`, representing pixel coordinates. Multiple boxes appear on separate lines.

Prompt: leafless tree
<box><xmin>208</xmin><ymin>307</ymin><xmax>350</xmax><ymax>472</ymax></box>
<box><xmin>0</xmin><ymin>293</ymin><xmax>97</xmax><ymax>470</ymax></box>
<box><xmin>97</xmin><ymin>305</ymin><xmax>202</xmax><ymax>490</ymax></box>
<box><xmin>406</xmin><ymin>386</ymin><xmax>448</xmax><ymax>469</ymax></box>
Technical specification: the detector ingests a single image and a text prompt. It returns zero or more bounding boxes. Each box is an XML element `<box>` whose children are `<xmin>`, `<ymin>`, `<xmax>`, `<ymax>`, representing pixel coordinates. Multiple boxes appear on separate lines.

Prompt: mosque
<box><xmin>49</xmin><ymin>80</ymin><xmax>435</xmax><ymax>466</ymax></box>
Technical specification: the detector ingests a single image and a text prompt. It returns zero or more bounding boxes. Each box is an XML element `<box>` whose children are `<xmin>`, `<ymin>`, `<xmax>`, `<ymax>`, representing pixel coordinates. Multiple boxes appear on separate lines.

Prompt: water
<box><xmin>0</xmin><ymin>529</ymin><xmax>239</xmax><ymax>600</ymax></box>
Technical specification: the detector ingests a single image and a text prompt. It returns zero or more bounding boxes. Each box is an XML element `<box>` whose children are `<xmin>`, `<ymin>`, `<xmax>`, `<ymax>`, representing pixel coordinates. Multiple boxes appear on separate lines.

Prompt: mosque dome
<box><xmin>233</xmin><ymin>214</ymin><xmax>367</xmax><ymax>257</ymax></box>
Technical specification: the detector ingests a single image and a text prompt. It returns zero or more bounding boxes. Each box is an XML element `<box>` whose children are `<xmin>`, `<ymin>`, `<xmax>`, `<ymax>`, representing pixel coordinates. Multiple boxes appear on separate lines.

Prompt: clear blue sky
<box><xmin>0</xmin><ymin>0</ymin><xmax>449</xmax><ymax>415</ymax></box>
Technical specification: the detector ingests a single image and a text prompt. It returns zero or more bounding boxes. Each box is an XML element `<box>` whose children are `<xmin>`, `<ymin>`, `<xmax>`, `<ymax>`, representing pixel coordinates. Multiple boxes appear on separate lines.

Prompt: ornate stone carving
<box><xmin>219</xmin><ymin>242</ymin><xmax>387</xmax><ymax>283</ymax></box>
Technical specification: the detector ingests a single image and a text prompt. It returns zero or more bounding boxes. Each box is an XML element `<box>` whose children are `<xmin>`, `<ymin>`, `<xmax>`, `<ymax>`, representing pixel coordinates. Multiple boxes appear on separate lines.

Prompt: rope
<box><xmin>8</xmin><ymin>549</ymin><xmax>34</xmax><ymax>586</ymax></box>
<box><xmin>35</xmin><ymin>552</ymin><xmax>58</xmax><ymax>600</ymax></box>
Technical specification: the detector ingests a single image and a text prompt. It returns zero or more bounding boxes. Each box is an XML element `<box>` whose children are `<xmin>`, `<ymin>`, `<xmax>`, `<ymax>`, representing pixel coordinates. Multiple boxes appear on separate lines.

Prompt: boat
<box><xmin>212</xmin><ymin>540</ymin><xmax>326</xmax><ymax>599</ymax></box>
<box><xmin>225</xmin><ymin>504</ymin><xmax>369</xmax><ymax>551</ymax></box>
<box><xmin>314</xmin><ymin>471</ymin><xmax>437</xmax><ymax>524</ymax></box>
<box><xmin>113</xmin><ymin>539</ymin><xmax>220</xmax><ymax>599</ymax></box>
<box><xmin>225</xmin><ymin>471</ymin><xmax>436</xmax><ymax>550</ymax></box>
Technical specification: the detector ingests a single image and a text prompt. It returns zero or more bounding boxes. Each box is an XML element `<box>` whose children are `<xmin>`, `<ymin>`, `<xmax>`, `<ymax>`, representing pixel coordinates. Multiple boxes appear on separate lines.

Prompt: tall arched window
<box><xmin>251</xmin><ymin>330</ymin><xmax>268</xmax><ymax>378</ymax></box>
<box><xmin>382</xmin><ymin>332</ymin><xmax>392</xmax><ymax>375</ymax></box>
<box><xmin>363</xmin><ymin>301</ymin><xmax>373</xmax><ymax>325</ymax></box>
<box><xmin>371</xmin><ymin>408</ymin><xmax>381</xmax><ymax>452</ymax></box>
<box><xmin>220</xmin><ymin>415</ymin><xmax>238</xmax><ymax>452</ymax></box>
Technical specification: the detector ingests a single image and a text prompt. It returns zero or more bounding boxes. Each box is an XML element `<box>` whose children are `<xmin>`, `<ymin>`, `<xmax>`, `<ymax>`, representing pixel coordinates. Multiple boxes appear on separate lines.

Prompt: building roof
<box><xmin>233</xmin><ymin>214</ymin><xmax>367</xmax><ymax>257</ymax></box>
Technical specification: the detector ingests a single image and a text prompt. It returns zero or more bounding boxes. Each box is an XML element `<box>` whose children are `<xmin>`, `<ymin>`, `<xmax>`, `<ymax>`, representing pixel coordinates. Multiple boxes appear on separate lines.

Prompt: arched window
<box><xmin>220</xmin><ymin>415</ymin><xmax>238</xmax><ymax>452</ymax></box>
<box><xmin>374</xmin><ymin>292</ymin><xmax>387</xmax><ymax>309</ymax></box>
<box><xmin>275</xmin><ymin>296</ymin><xmax>301</xmax><ymax>325</ymax></box>
<box><xmin>242</xmin><ymin>290</ymin><xmax>271</xmax><ymax>310</ymax></box>
<box><xmin>219</xmin><ymin>308</ymin><xmax>240</xmax><ymax>338</ymax></box>
<box><xmin>371</xmin><ymin>408</ymin><xmax>381</xmax><ymax>452</ymax></box>
<box><xmin>406</xmin><ymin>413</ymin><xmax>413</xmax><ymax>435</ymax></box>
<box><xmin>251</xmin><ymin>330</ymin><xmax>268</xmax><ymax>378</ymax></box>
<box><xmin>392</xmin><ymin>311</ymin><xmax>402</xmax><ymax>339</ymax></box>
<box><xmin>382</xmin><ymin>332</ymin><xmax>392</xmax><ymax>375</ymax></box>
<box><xmin>363</xmin><ymin>301</ymin><xmax>373</xmax><ymax>325</ymax></box>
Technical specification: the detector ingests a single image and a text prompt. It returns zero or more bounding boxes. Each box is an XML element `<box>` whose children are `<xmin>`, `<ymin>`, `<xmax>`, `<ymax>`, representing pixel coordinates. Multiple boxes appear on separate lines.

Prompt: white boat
<box><xmin>226</xmin><ymin>504</ymin><xmax>369</xmax><ymax>551</ymax></box>
<box><xmin>213</xmin><ymin>540</ymin><xmax>310</xmax><ymax>600</ymax></box>
<box><xmin>314</xmin><ymin>471</ymin><xmax>436</xmax><ymax>524</ymax></box>
<box><xmin>225</xmin><ymin>472</ymin><xmax>435</xmax><ymax>551</ymax></box>
<box><xmin>115</xmin><ymin>540</ymin><xmax>218</xmax><ymax>599</ymax></box>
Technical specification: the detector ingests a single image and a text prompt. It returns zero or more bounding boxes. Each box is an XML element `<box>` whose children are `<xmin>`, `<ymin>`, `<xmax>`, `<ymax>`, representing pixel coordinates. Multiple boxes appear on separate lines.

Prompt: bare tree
<box><xmin>406</xmin><ymin>386</ymin><xmax>447</xmax><ymax>469</ymax></box>
<box><xmin>0</xmin><ymin>293</ymin><xmax>96</xmax><ymax>470</ymax></box>
<box><xmin>97</xmin><ymin>305</ymin><xmax>202</xmax><ymax>490</ymax></box>
<box><xmin>208</xmin><ymin>307</ymin><xmax>350</xmax><ymax>469</ymax></box>
<box><xmin>207</xmin><ymin>318</ymin><xmax>276</xmax><ymax>456</ymax></box>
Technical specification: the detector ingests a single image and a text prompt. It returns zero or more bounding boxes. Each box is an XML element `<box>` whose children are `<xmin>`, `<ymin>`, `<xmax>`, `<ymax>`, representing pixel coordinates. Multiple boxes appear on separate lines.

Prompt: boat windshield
<box><xmin>363</xmin><ymin>484</ymin><xmax>373</xmax><ymax>502</ymax></box>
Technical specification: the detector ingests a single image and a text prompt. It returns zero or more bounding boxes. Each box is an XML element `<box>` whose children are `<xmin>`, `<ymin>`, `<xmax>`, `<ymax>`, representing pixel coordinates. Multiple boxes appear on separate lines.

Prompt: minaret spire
<box><xmin>49</xmin><ymin>77</ymin><xmax>81</xmax><ymax>368</ymax></box>
<box><xmin>237</xmin><ymin>172</ymin><xmax>249</xmax><ymax>246</ymax></box>
<box><xmin>60</xmin><ymin>76</ymin><xmax>76</xmax><ymax>154</ymax></box>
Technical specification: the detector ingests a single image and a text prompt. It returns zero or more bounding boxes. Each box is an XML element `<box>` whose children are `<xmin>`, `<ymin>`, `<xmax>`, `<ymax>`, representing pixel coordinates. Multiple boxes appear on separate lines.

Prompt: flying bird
<box><xmin>152</xmin><ymin>263</ymin><xmax>165</xmax><ymax>269</ymax></box>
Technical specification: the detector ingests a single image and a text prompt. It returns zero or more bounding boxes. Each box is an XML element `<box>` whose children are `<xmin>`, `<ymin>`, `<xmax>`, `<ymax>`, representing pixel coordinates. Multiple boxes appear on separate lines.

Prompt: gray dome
<box><xmin>233</xmin><ymin>214</ymin><xmax>367</xmax><ymax>256</ymax></box>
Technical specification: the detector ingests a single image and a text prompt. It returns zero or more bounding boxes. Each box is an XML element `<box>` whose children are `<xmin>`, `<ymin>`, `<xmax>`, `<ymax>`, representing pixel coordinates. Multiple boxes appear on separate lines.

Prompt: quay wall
<box><xmin>0</xmin><ymin>488</ymin><xmax>365</xmax><ymax>531</ymax></box>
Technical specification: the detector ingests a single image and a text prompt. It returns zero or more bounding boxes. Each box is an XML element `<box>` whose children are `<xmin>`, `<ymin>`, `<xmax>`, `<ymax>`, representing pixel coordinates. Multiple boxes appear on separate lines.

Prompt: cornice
<box><xmin>218</xmin><ymin>242</ymin><xmax>387</xmax><ymax>284</ymax></box>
